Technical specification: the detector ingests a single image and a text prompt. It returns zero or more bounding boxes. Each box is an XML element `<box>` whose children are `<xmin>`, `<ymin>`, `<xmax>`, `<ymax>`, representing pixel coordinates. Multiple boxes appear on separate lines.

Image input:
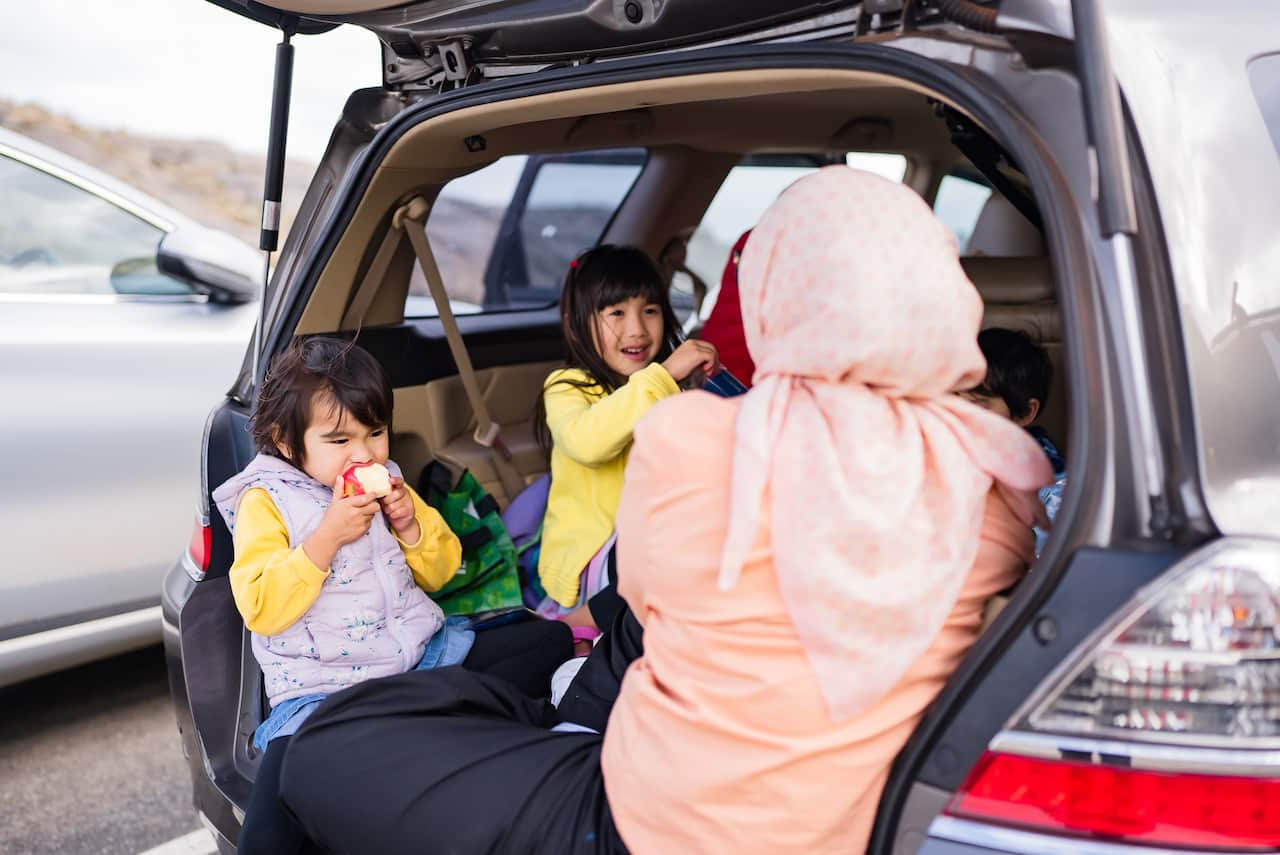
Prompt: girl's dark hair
<box><xmin>252</xmin><ymin>337</ymin><xmax>393</xmax><ymax>465</ymax></box>
<box><xmin>973</xmin><ymin>327</ymin><xmax>1053</xmax><ymax>421</ymax></box>
<box><xmin>535</xmin><ymin>245</ymin><xmax>681</xmax><ymax>452</ymax></box>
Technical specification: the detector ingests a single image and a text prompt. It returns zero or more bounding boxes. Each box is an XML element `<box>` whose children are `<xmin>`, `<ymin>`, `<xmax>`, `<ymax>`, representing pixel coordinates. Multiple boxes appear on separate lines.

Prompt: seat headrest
<box><xmin>961</xmin><ymin>256</ymin><xmax>1054</xmax><ymax>305</ymax></box>
<box><xmin>966</xmin><ymin>194</ymin><xmax>1045</xmax><ymax>257</ymax></box>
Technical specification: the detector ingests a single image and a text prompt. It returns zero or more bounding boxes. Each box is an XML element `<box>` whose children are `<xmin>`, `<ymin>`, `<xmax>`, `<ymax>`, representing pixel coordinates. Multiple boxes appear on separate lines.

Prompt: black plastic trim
<box><xmin>202</xmin><ymin>403</ymin><xmax>255</xmax><ymax>582</ymax></box>
<box><xmin>346</xmin><ymin>313</ymin><xmax>565</xmax><ymax>388</ymax></box>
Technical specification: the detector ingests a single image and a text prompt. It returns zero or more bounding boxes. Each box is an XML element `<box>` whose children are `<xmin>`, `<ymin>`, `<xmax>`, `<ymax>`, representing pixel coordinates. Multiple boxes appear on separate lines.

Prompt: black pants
<box><xmin>238</xmin><ymin>735</ymin><xmax>324</xmax><ymax>855</ymax></box>
<box><xmin>586</xmin><ymin>541</ymin><xmax>627</xmax><ymax>630</ymax></box>
<box><xmin>239</xmin><ymin>618</ymin><xmax>574</xmax><ymax>855</ymax></box>
<box><xmin>556</xmin><ymin>605</ymin><xmax>644</xmax><ymax>733</ymax></box>
<box><xmin>279</xmin><ymin>607</ymin><xmax>646</xmax><ymax>855</ymax></box>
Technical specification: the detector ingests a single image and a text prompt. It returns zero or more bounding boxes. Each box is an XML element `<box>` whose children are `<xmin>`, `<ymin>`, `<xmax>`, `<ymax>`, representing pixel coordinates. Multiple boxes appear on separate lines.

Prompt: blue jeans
<box><xmin>253</xmin><ymin>617</ymin><xmax>475</xmax><ymax>750</ymax></box>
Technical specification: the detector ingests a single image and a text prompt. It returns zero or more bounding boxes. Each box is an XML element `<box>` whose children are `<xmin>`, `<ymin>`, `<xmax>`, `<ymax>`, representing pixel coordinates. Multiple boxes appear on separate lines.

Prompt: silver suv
<box><xmin>164</xmin><ymin>1</ymin><xmax>1280</xmax><ymax>852</ymax></box>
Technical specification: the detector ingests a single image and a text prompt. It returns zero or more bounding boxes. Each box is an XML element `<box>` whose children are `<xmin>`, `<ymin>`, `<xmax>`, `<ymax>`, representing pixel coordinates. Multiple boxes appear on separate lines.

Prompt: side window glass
<box><xmin>932</xmin><ymin>173</ymin><xmax>994</xmax><ymax>252</ymax></box>
<box><xmin>412</xmin><ymin>149</ymin><xmax>645</xmax><ymax>316</ymax></box>
<box><xmin>682</xmin><ymin>153</ymin><xmax>906</xmax><ymax>329</ymax></box>
<box><xmin>1249</xmin><ymin>53</ymin><xmax>1280</xmax><ymax>162</ymax></box>
<box><xmin>0</xmin><ymin>153</ymin><xmax>188</xmax><ymax>297</ymax></box>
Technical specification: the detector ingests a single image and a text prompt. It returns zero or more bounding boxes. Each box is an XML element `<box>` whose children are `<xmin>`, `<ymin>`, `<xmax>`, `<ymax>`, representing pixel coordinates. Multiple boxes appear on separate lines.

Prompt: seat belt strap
<box><xmin>394</xmin><ymin>197</ymin><xmax>526</xmax><ymax>503</ymax></box>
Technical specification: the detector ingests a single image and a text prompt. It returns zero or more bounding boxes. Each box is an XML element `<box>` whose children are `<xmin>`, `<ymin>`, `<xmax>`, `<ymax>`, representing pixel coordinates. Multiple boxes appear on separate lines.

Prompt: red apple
<box><xmin>341</xmin><ymin>462</ymin><xmax>391</xmax><ymax>498</ymax></box>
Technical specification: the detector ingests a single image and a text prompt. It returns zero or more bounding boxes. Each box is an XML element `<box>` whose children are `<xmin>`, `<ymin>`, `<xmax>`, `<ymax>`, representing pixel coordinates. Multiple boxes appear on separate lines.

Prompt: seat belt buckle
<box><xmin>474</xmin><ymin>423</ymin><xmax>513</xmax><ymax>462</ymax></box>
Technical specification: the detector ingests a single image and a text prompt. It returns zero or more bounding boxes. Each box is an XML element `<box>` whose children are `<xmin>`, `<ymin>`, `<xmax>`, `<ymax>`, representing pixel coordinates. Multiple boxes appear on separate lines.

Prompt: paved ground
<box><xmin>0</xmin><ymin>647</ymin><xmax>209</xmax><ymax>855</ymax></box>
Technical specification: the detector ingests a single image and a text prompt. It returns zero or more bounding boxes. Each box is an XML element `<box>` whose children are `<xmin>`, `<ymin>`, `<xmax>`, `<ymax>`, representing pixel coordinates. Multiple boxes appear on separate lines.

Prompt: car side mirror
<box><xmin>109</xmin><ymin>256</ymin><xmax>197</xmax><ymax>297</ymax></box>
<box><xmin>156</xmin><ymin>228</ymin><xmax>259</xmax><ymax>304</ymax></box>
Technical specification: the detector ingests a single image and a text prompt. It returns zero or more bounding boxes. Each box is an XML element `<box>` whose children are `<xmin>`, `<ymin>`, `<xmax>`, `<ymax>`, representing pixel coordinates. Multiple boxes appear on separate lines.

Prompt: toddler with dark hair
<box><xmin>964</xmin><ymin>327</ymin><xmax>1066</xmax><ymax>554</ymax></box>
<box><xmin>213</xmin><ymin>336</ymin><xmax>571</xmax><ymax>855</ymax></box>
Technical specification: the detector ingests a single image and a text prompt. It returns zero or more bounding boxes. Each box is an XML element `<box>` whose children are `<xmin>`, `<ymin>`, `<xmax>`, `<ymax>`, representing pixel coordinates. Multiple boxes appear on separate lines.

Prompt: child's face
<box><xmin>961</xmin><ymin>390</ymin><xmax>1039</xmax><ymax>427</ymax></box>
<box><xmin>961</xmin><ymin>390</ymin><xmax>1013</xmax><ymax>420</ymax></box>
<box><xmin>592</xmin><ymin>295</ymin><xmax>664</xmax><ymax>379</ymax></box>
<box><xmin>282</xmin><ymin>395</ymin><xmax>390</xmax><ymax>489</ymax></box>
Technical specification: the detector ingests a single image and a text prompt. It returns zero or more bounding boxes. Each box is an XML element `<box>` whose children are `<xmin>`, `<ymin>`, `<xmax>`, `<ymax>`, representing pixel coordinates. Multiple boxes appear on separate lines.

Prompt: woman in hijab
<box><xmin>278</xmin><ymin>166</ymin><xmax>1052</xmax><ymax>854</ymax></box>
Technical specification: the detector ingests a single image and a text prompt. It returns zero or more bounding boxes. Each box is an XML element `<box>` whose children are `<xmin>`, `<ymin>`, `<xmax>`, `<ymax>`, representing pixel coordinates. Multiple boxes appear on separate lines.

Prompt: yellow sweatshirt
<box><xmin>539</xmin><ymin>363</ymin><xmax>680</xmax><ymax>606</ymax></box>
<box><xmin>229</xmin><ymin>485</ymin><xmax>461</xmax><ymax>636</ymax></box>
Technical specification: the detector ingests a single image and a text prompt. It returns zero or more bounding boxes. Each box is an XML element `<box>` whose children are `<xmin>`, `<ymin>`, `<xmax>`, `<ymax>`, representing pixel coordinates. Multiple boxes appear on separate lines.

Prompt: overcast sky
<box><xmin>0</xmin><ymin>0</ymin><xmax>379</xmax><ymax>161</ymax></box>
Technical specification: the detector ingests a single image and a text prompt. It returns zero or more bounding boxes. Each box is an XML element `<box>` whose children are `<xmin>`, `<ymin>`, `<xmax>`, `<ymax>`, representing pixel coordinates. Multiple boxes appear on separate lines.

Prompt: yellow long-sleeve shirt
<box><xmin>539</xmin><ymin>363</ymin><xmax>679</xmax><ymax>606</ymax></box>
<box><xmin>229</xmin><ymin>484</ymin><xmax>461</xmax><ymax>636</ymax></box>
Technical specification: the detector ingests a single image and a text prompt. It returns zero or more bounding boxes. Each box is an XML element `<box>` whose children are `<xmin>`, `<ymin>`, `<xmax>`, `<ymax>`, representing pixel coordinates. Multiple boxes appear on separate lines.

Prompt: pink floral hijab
<box><xmin>719</xmin><ymin>166</ymin><xmax>1052</xmax><ymax>722</ymax></box>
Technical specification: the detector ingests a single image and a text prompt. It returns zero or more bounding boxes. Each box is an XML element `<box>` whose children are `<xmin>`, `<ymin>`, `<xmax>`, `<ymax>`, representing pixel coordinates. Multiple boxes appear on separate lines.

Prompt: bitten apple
<box><xmin>341</xmin><ymin>462</ymin><xmax>392</xmax><ymax>498</ymax></box>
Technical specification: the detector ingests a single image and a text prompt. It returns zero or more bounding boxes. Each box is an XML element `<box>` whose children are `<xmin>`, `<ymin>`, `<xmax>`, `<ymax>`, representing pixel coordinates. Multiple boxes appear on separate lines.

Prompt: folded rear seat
<box><xmin>395</xmin><ymin>361</ymin><xmax>558</xmax><ymax>506</ymax></box>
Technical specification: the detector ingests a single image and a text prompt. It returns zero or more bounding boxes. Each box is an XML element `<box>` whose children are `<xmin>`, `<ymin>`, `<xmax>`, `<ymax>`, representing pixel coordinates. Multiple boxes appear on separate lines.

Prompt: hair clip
<box><xmin>569</xmin><ymin>259</ymin><xmax>579</xmax><ymax>269</ymax></box>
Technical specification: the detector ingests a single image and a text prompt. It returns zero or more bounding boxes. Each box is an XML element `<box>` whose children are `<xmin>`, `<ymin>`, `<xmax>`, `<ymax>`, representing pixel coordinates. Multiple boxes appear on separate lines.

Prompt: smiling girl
<box><xmin>537</xmin><ymin>245</ymin><xmax>718</xmax><ymax>628</ymax></box>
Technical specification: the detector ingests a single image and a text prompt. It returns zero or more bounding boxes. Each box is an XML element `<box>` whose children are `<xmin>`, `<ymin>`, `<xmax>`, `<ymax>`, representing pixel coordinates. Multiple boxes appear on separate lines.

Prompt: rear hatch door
<box><xmin>206</xmin><ymin>0</ymin><xmax>858</xmax><ymax>88</ymax></box>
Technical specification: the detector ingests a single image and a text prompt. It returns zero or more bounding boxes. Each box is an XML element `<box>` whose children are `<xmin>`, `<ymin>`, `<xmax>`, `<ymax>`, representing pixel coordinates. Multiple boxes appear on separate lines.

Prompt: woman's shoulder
<box><xmin>632</xmin><ymin>391</ymin><xmax>740</xmax><ymax>461</ymax></box>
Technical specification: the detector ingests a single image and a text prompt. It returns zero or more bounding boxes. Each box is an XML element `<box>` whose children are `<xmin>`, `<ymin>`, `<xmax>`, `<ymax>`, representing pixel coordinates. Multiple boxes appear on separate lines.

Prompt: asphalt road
<box><xmin>0</xmin><ymin>647</ymin><xmax>205</xmax><ymax>855</ymax></box>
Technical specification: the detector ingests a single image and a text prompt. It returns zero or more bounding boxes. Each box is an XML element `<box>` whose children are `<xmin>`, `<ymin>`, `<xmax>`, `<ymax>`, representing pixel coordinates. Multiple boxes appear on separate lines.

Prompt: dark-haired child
<box><xmin>213</xmin><ymin>337</ymin><xmax>571</xmax><ymax>855</ymax></box>
<box><xmin>963</xmin><ymin>327</ymin><xmax>1067</xmax><ymax>554</ymax></box>
<box><xmin>537</xmin><ymin>245</ymin><xmax>718</xmax><ymax>631</ymax></box>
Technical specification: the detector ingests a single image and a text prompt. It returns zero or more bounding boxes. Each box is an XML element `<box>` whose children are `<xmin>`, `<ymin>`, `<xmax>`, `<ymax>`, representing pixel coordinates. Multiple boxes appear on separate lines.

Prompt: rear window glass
<box><xmin>1249</xmin><ymin>53</ymin><xmax>1280</xmax><ymax>162</ymax></box>
<box><xmin>932</xmin><ymin>173</ymin><xmax>994</xmax><ymax>251</ymax></box>
<box><xmin>408</xmin><ymin>149</ymin><xmax>644</xmax><ymax>317</ymax></box>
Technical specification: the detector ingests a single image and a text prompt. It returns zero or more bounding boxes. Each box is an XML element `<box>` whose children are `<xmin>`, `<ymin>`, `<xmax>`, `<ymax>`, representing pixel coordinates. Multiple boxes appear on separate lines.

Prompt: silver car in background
<box><xmin>0</xmin><ymin>127</ymin><xmax>259</xmax><ymax>687</ymax></box>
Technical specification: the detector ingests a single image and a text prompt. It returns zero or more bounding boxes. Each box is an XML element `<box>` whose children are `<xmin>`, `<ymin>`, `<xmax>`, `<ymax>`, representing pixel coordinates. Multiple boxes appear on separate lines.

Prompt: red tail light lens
<box><xmin>949</xmin><ymin>751</ymin><xmax>1280</xmax><ymax>850</ymax></box>
<box><xmin>187</xmin><ymin>516</ymin><xmax>212</xmax><ymax>578</ymax></box>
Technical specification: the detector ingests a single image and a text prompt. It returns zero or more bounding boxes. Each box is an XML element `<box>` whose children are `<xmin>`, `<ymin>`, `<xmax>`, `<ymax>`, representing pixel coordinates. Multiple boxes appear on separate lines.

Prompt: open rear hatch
<box><xmin>207</xmin><ymin>0</ymin><xmax>859</xmax><ymax>88</ymax></box>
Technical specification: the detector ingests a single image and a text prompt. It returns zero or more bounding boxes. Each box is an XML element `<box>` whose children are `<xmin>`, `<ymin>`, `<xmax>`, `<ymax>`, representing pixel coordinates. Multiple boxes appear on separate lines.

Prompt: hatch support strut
<box><xmin>1070</xmin><ymin>0</ymin><xmax>1170</xmax><ymax>535</ymax></box>
<box><xmin>253</xmin><ymin>23</ymin><xmax>296</xmax><ymax>384</ymax></box>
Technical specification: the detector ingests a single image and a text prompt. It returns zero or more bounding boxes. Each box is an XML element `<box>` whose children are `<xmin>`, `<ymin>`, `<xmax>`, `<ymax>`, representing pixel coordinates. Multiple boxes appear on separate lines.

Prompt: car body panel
<box><xmin>0</xmin><ymin>299</ymin><xmax>256</xmax><ymax>661</ymax></box>
<box><xmin>0</xmin><ymin>130</ymin><xmax>260</xmax><ymax>687</ymax></box>
<box><xmin>1104</xmin><ymin>0</ymin><xmax>1280</xmax><ymax>538</ymax></box>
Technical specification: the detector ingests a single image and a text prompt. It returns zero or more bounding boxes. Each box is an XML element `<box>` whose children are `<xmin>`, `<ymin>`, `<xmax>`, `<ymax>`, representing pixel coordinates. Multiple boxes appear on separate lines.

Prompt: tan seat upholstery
<box><xmin>960</xmin><ymin>256</ymin><xmax>1066</xmax><ymax>450</ymax></box>
<box><xmin>392</xmin><ymin>361</ymin><xmax>560</xmax><ymax>505</ymax></box>
<box><xmin>965</xmin><ymin>194</ymin><xmax>1045</xmax><ymax>257</ymax></box>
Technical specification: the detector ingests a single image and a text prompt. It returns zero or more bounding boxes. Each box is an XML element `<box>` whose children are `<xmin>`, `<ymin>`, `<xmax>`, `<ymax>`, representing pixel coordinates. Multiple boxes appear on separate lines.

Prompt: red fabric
<box><xmin>699</xmin><ymin>229</ymin><xmax>755</xmax><ymax>387</ymax></box>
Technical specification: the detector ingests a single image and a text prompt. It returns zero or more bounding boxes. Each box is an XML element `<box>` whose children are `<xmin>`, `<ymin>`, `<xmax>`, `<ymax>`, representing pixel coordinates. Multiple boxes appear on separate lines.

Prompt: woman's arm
<box><xmin>545</xmin><ymin>365</ymin><xmax>679</xmax><ymax>467</ymax></box>
<box><xmin>229</xmin><ymin>488</ymin><xmax>329</xmax><ymax>636</ymax></box>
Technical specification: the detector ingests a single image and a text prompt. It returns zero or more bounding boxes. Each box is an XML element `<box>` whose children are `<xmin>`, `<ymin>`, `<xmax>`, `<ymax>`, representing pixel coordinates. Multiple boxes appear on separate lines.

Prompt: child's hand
<box><xmin>662</xmin><ymin>339</ymin><xmax>719</xmax><ymax>382</ymax></box>
<box><xmin>301</xmin><ymin>478</ymin><xmax>380</xmax><ymax>570</ymax></box>
<box><xmin>323</xmin><ymin>477</ymin><xmax>381</xmax><ymax>545</ymax></box>
<box><xmin>380</xmin><ymin>476</ymin><xmax>420</xmax><ymax>543</ymax></box>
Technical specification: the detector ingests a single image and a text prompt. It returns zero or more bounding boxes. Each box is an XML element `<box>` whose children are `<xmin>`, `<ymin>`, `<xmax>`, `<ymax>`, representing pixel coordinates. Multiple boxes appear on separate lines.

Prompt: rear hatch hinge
<box><xmin>382</xmin><ymin>38</ymin><xmax>468</xmax><ymax>91</ymax></box>
<box><xmin>384</xmin><ymin>38</ymin><xmax>541</xmax><ymax>92</ymax></box>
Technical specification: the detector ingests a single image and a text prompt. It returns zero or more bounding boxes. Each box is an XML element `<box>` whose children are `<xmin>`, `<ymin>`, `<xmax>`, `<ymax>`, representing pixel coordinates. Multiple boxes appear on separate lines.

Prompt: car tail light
<box><xmin>941</xmin><ymin>539</ymin><xmax>1280</xmax><ymax>849</ymax></box>
<box><xmin>949</xmin><ymin>751</ymin><xmax>1280</xmax><ymax>849</ymax></box>
<box><xmin>186</xmin><ymin>514</ymin><xmax>212</xmax><ymax>581</ymax></box>
<box><xmin>1027</xmin><ymin>539</ymin><xmax>1280</xmax><ymax>744</ymax></box>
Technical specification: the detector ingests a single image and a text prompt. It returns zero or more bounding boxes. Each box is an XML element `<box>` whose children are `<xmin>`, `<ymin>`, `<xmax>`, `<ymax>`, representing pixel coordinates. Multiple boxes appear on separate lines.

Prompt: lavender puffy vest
<box><xmin>212</xmin><ymin>454</ymin><xmax>445</xmax><ymax>707</ymax></box>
